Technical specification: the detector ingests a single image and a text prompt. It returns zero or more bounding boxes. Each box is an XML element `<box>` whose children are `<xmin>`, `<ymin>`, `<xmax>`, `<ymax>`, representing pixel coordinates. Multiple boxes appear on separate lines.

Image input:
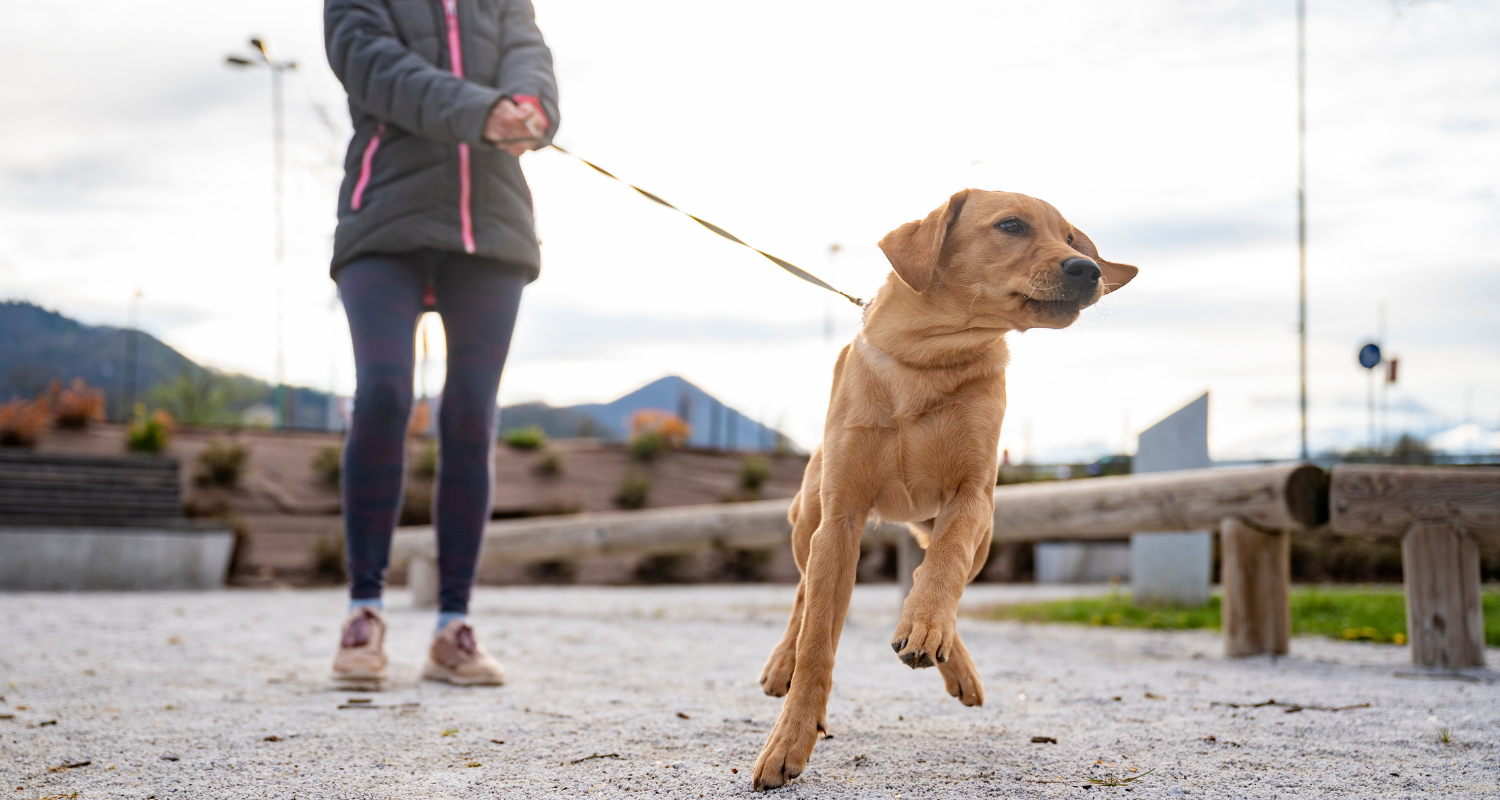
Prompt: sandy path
<box><xmin>2</xmin><ymin>584</ymin><xmax>1495</xmax><ymax>798</ymax></box>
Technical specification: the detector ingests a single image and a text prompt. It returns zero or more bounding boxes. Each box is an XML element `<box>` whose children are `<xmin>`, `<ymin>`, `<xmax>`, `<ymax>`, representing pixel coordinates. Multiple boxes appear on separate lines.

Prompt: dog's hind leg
<box><xmin>753</xmin><ymin>493</ymin><xmax>867</xmax><ymax>791</ymax></box>
<box><xmin>758</xmin><ymin>452</ymin><xmax>821</xmax><ymax>698</ymax></box>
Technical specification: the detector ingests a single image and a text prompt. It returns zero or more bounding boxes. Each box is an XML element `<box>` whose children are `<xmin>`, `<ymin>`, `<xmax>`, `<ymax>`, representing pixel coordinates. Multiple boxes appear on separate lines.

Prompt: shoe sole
<box><xmin>421</xmin><ymin>659</ymin><xmax>505</xmax><ymax>686</ymax></box>
<box><xmin>331</xmin><ymin>667</ymin><xmax>387</xmax><ymax>683</ymax></box>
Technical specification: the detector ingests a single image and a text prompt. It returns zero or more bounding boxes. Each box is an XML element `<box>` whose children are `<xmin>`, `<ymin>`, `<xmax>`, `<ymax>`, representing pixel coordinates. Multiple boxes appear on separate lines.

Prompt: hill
<box><xmin>0</xmin><ymin>300</ymin><xmax>334</xmax><ymax>428</ymax></box>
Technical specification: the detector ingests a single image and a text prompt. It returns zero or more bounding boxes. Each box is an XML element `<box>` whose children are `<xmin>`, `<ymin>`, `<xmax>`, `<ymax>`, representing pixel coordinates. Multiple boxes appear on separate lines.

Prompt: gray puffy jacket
<box><xmin>325</xmin><ymin>0</ymin><xmax>560</xmax><ymax>279</ymax></box>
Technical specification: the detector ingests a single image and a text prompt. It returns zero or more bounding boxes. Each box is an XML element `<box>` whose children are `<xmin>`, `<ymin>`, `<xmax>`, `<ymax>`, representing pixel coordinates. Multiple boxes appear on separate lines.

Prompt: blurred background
<box><xmin>1</xmin><ymin>0</ymin><xmax>1497</xmax><ymax>585</ymax></box>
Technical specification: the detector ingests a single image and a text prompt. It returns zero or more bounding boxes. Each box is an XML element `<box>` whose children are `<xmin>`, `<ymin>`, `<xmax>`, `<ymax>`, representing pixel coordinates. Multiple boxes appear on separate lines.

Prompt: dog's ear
<box><xmin>1069</xmin><ymin>226</ymin><xmax>1138</xmax><ymax>293</ymax></box>
<box><xmin>878</xmin><ymin>189</ymin><xmax>970</xmax><ymax>293</ymax></box>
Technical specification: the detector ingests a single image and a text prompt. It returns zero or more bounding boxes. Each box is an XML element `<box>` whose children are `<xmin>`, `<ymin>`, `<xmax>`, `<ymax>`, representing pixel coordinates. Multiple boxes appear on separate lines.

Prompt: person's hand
<box><xmin>483</xmin><ymin>98</ymin><xmax>545</xmax><ymax>156</ymax></box>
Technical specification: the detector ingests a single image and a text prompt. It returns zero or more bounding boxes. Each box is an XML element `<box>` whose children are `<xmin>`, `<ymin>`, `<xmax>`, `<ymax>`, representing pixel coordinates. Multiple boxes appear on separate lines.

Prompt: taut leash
<box><xmin>542</xmin><ymin>143</ymin><xmax>866</xmax><ymax>308</ymax></box>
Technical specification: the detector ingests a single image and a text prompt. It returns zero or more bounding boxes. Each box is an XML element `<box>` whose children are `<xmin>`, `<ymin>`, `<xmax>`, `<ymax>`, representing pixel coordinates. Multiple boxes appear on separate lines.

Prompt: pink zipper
<box><xmin>350</xmin><ymin>122</ymin><xmax>385</xmax><ymax>211</ymax></box>
<box><xmin>443</xmin><ymin>0</ymin><xmax>476</xmax><ymax>253</ymax></box>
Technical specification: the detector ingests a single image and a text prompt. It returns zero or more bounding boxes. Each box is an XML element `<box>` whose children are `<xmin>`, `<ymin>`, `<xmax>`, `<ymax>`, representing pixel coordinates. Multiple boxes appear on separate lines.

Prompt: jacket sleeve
<box><xmin>325</xmin><ymin>0</ymin><xmax>504</xmax><ymax>145</ymax></box>
<box><xmin>494</xmin><ymin>0</ymin><xmax>560</xmax><ymax>147</ymax></box>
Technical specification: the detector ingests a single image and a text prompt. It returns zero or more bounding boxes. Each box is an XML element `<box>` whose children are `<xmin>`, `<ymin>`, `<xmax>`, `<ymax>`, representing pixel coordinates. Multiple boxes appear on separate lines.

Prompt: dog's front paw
<box><xmin>890</xmin><ymin>611</ymin><xmax>958</xmax><ymax>670</ymax></box>
<box><xmin>937</xmin><ymin>643</ymin><xmax>985</xmax><ymax>707</ymax></box>
<box><xmin>752</xmin><ymin>708</ymin><xmax>821</xmax><ymax>791</ymax></box>
<box><xmin>758</xmin><ymin>644</ymin><xmax>796</xmax><ymax>697</ymax></box>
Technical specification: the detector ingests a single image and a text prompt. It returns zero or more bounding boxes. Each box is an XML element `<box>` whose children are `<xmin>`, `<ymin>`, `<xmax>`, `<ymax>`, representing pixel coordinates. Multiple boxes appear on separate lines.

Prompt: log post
<box><xmin>408</xmin><ymin>554</ymin><xmax>438</xmax><ymax>609</ymax></box>
<box><xmin>897</xmin><ymin>534</ymin><xmax>924</xmax><ymax>608</ymax></box>
<box><xmin>1220</xmin><ymin>516</ymin><xmax>1290</xmax><ymax>657</ymax></box>
<box><xmin>1402</xmin><ymin>521</ymin><xmax>1484</xmax><ymax>670</ymax></box>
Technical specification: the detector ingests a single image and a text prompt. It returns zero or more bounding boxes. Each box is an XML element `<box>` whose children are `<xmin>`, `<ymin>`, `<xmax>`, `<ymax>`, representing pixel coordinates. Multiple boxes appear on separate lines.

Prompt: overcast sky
<box><xmin>1</xmin><ymin>0</ymin><xmax>1496</xmax><ymax>460</ymax></box>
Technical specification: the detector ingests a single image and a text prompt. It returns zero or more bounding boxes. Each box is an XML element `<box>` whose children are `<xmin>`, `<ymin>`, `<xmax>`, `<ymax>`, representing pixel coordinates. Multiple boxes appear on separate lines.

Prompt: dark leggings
<box><xmin>337</xmin><ymin>249</ymin><xmax>526</xmax><ymax>614</ymax></box>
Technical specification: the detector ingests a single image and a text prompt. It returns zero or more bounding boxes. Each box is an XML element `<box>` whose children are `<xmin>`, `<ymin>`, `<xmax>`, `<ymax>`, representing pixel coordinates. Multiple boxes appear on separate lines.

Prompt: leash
<box><xmin>536</xmin><ymin>143</ymin><xmax>867</xmax><ymax>308</ymax></box>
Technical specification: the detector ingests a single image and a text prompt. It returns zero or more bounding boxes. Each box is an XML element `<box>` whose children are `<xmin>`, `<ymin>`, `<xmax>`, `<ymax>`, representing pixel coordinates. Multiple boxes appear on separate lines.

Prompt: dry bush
<box><xmin>52</xmin><ymin>378</ymin><xmax>105</xmax><ymax>429</ymax></box>
<box><xmin>312</xmin><ymin>445</ymin><xmax>342</xmax><ymax>489</ymax></box>
<box><xmin>194</xmin><ymin>439</ymin><xmax>249</xmax><ymax>488</ymax></box>
<box><xmin>0</xmin><ymin>397</ymin><xmax>49</xmax><ymax>447</ymax></box>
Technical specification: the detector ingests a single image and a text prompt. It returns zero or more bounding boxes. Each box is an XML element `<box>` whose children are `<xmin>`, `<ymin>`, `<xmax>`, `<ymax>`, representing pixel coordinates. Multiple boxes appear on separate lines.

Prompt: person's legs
<box><xmin>430</xmin><ymin>256</ymin><xmax>526</xmax><ymax>621</ymax></box>
<box><xmin>336</xmin><ymin>254</ymin><xmax>426</xmax><ymax>608</ymax></box>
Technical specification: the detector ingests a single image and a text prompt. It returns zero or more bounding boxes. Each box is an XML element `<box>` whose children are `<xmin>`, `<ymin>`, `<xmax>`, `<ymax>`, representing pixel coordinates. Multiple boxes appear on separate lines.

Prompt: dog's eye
<box><xmin>1067</xmin><ymin>232</ymin><xmax>1074</xmax><ymax>245</ymax></box>
<box><xmin>995</xmin><ymin>218</ymin><xmax>1026</xmax><ymax>235</ymax></box>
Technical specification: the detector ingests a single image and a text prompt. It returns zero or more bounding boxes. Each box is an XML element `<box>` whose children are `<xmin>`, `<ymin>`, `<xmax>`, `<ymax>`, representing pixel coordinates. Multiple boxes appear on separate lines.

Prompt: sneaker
<box><xmin>421</xmin><ymin>621</ymin><xmax>506</xmax><ymax>686</ymax></box>
<box><xmin>331</xmin><ymin>607</ymin><xmax>388</xmax><ymax>682</ymax></box>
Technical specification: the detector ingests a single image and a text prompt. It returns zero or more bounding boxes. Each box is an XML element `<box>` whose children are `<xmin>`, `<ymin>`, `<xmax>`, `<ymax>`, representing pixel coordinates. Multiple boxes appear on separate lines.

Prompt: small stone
<box><xmin>161</xmin><ymin>753</ymin><xmax>180</xmax><ymax>761</ymax></box>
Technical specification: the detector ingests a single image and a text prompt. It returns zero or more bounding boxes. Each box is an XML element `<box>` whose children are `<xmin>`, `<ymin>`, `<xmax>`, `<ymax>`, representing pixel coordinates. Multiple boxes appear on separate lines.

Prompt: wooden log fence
<box><xmin>393</xmin><ymin>462</ymin><xmax>1497</xmax><ymax>670</ymax></box>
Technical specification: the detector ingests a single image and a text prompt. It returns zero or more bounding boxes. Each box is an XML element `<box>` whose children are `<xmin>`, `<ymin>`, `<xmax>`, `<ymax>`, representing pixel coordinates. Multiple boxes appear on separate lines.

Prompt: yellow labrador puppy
<box><xmin>752</xmin><ymin>189</ymin><xmax>1137</xmax><ymax>791</ymax></box>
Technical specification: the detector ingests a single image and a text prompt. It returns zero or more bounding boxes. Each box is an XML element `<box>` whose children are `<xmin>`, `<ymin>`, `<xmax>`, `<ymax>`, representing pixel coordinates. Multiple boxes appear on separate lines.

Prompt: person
<box><xmin>322</xmin><ymin>0</ymin><xmax>559</xmax><ymax>685</ymax></box>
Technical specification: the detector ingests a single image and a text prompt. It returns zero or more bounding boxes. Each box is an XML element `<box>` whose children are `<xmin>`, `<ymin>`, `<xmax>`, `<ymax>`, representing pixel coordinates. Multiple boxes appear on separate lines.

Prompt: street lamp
<box><xmin>226</xmin><ymin>38</ymin><xmax>298</xmax><ymax>428</ymax></box>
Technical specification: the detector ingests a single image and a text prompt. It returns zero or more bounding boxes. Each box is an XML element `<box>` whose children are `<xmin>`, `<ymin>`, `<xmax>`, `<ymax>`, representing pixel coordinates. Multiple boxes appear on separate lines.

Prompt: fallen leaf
<box><xmin>490</xmin><ymin>739</ymin><xmax>505</xmax><ymax>744</ymax></box>
<box><xmin>1030</xmin><ymin>736</ymin><xmax>1057</xmax><ymax>744</ymax></box>
<box><xmin>166</xmin><ymin>636</ymin><xmax>183</xmax><ymax>645</ymax></box>
<box><xmin>1144</xmin><ymin>693</ymin><xmax>1165</xmax><ymax>700</ymax></box>
<box><xmin>263</xmin><ymin>736</ymin><xmax>282</xmax><ymax>742</ymax></box>
<box><xmin>46</xmin><ymin>760</ymin><xmax>90</xmax><ymax>772</ymax></box>
<box><xmin>676</xmin><ymin>712</ymin><xmax>691</xmax><ymax>719</ymax></box>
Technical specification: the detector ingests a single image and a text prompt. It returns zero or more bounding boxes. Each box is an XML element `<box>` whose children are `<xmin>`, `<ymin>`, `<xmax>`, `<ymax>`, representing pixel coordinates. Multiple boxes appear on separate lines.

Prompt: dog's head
<box><xmin>877</xmin><ymin>189</ymin><xmax>1137</xmax><ymax>331</ymax></box>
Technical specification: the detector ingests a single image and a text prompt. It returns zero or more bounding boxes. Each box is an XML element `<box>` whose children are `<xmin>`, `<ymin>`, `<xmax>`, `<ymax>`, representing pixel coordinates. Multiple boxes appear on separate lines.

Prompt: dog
<box><xmin>751</xmin><ymin>189</ymin><xmax>1137</xmax><ymax>790</ymax></box>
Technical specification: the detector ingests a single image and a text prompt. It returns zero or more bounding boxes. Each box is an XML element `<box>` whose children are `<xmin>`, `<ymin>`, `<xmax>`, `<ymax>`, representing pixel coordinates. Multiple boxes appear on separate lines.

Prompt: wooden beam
<box><xmin>1220</xmin><ymin>516</ymin><xmax>1290</xmax><ymax>657</ymax></box>
<box><xmin>393</xmin><ymin>499</ymin><xmax>909</xmax><ymax>568</ymax></box>
<box><xmin>393</xmin><ymin>465</ymin><xmax>1327</xmax><ymax>580</ymax></box>
<box><xmin>1330</xmin><ymin>465</ymin><xmax>1500</xmax><ymax>539</ymax></box>
<box><xmin>991</xmin><ymin>464</ymin><xmax>1326</xmax><ymax>540</ymax></box>
<box><xmin>1402</xmin><ymin>521</ymin><xmax>1485</xmax><ymax>670</ymax></box>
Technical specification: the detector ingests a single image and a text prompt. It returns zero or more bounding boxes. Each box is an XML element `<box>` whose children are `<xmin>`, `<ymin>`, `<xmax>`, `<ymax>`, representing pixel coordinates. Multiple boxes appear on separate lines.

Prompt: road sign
<box><xmin>1358</xmin><ymin>343</ymin><xmax>1382</xmax><ymax>370</ymax></box>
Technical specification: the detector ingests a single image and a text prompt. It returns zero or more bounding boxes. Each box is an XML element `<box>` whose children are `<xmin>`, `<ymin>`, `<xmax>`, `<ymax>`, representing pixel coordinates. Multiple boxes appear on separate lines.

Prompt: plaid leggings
<box><xmin>337</xmin><ymin>250</ymin><xmax>526</xmax><ymax>614</ymax></box>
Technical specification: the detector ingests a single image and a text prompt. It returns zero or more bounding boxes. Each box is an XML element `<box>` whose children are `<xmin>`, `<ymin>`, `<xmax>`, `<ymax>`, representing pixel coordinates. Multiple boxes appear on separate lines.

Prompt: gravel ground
<box><xmin>2</xmin><ymin>584</ymin><xmax>1496</xmax><ymax>799</ymax></box>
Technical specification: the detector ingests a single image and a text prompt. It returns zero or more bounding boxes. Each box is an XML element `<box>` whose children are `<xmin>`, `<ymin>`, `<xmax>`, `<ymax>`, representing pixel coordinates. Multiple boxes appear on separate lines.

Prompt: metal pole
<box><xmin>1296</xmin><ymin>0</ymin><xmax>1309</xmax><ymax>461</ymax></box>
<box><xmin>272</xmin><ymin>63</ymin><xmax>289</xmax><ymax>428</ymax></box>
<box><xmin>123</xmin><ymin>289</ymin><xmax>142</xmax><ymax>420</ymax></box>
<box><xmin>1378</xmin><ymin>301</ymin><xmax>1387</xmax><ymax>452</ymax></box>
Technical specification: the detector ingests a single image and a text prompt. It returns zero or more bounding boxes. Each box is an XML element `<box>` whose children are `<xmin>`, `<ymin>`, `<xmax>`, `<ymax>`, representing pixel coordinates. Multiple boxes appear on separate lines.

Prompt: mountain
<box><xmin>551</xmin><ymin>375</ymin><xmax>791</xmax><ymax>451</ymax></box>
<box><xmin>0</xmin><ymin>300</ymin><xmax>335</xmax><ymax>428</ymax></box>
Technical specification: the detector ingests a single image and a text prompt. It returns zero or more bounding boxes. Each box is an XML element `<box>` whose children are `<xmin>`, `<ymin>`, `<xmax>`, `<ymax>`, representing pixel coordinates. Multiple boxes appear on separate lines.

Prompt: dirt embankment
<box><xmin>31</xmin><ymin>424</ymin><xmax>814</xmax><ymax>586</ymax></box>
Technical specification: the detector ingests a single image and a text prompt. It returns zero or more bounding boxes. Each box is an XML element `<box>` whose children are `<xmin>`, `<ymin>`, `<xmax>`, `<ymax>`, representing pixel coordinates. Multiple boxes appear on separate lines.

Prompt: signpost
<box><xmin>1359</xmin><ymin>342</ymin><xmax>1382</xmax><ymax>453</ymax></box>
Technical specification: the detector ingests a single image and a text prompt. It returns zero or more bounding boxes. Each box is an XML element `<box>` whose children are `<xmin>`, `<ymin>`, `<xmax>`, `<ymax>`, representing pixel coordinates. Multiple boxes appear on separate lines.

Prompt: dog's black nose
<box><xmin>1061</xmin><ymin>257</ymin><xmax>1100</xmax><ymax>286</ymax></box>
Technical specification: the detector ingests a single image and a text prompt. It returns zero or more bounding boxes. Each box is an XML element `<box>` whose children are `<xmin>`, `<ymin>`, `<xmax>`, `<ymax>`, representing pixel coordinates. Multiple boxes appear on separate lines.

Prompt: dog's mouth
<box><xmin>1019</xmin><ymin>293</ymin><xmax>1084</xmax><ymax>318</ymax></box>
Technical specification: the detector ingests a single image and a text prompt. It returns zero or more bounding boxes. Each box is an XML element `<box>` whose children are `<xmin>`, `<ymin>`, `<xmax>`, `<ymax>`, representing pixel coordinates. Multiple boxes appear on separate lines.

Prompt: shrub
<box><xmin>0</xmin><ymin>397</ymin><xmax>49</xmax><ymax>447</ymax></box>
<box><xmin>126</xmin><ymin>408</ymin><xmax>175</xmax><ymax>454</ymax></box>
<box><xmin>503</xmin><ymin>425</ymin><xmax>547</xmax><ymax>451</ymax></box>
<box><xmin>614</xmin><ymin>468</ymin><xmax>651</xmax><ymax>509</ymax></box>
<box><xmin>628</xmin><ymin>409</ymin><xmax>691</xmax><ymax>459</ymax></box>
<box><xmin>629</xmin><ymin>431</ymin><xmax>666</xmax><ymax>462</ymax></box>
<box><xmin>531</xmin><ymin>451</ymin><xmax>564</xmax><ymax>479</ymax></box>
<box><xmin>738</xmin><ymin>457</ymin><xmax>772</xmax><ymax>495</ymax></box>
<box><xmin>400</xmin><ymin>481</ymin><xmax>433</xmax><ymax>526</ymax></box>
<box><xmin>194</xmin><ymin>439</ymin><xmax>249</xmax><ymax>488</ymax></box>
<box><xmin>52</xmin><ymin>378</ymin><xmax>105</xmax><ymax>430</ymax></box>
<box><xmin>312</xmin><ymin>445</ymin><xmax>343</xmax><ymax>489</ymax></box>
<box><xmin>411</xmin><ymin>439</ymin><xmax>438</xmax><ymax>480</ymax></box>
<box><xmin>311</xmin><ymin>533</ymin><xmax>346</xmax><ymax>583</ymax></box>
<box><xmin>634</xmin><ymin>552</ymin><xmax>694</xmax><ymax>583</ymax></box>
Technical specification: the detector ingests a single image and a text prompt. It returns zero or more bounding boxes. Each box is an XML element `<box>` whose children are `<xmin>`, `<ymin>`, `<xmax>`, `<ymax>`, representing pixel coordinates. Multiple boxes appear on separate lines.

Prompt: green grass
<box><xmin>985</xmin><ymin>586</ymin><xmax>1500</xmax><ymax>647</ymax></box>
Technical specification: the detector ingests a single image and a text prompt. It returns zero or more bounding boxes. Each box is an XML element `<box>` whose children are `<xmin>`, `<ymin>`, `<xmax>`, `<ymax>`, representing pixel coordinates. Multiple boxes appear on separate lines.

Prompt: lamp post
<box><xmin>1296</xmin><ymin>0</ymin><xmax>1309</xmax><ymax>460</ymax></box>
<box><xmin>227</xmin><ymin>38</ymin><xmax>298</xmax><ymax>428</ymax></box>
<box><xmin>123</xmin><ymin>289</ymin><xmax>142</xmax><ymax>420</ymax></box>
